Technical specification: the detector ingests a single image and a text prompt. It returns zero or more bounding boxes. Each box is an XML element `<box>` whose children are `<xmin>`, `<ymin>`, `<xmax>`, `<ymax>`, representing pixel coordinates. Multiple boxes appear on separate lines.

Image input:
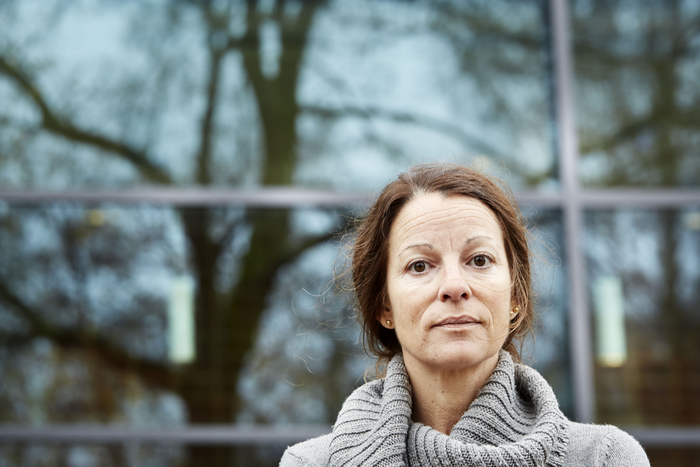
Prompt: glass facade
<box><xmin>0</xmin><ymin>0</ymin><xmax>555</xmax><ymax>192</ymax></box>
<box><xmin>573</xmin><ymin>0</ymin><xmax>700</xmax><ymax>188</ymax></box>
<box><xmin>0</xmin><ymin>204</ymin><xmax>569</xmax><ymax>422</ymax></box>
<box><xmin>0</xmin><ymin>0</ymin><xmax>699</xmax><ymax>466</ymax></box>
<box><xmin>586</xmin><ymin>208</ymin><xmax>700</xmax><ymax>427</ymax></box>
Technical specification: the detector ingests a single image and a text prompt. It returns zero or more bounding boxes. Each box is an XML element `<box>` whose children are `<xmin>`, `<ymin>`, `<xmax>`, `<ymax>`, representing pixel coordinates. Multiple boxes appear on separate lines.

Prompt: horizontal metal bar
<box><xmin>0</xmin><ymin>187</ymin><xmax>699</xmax><ymax>208</ymax></box>
<box><xmin>0</xmin><ymin>187</ymin><xmax>700</xmax><ymax>208</ymax></box>
<box><xmin>1</xmin><ymin>424</ymin><xmax>698</xmax><ymax>448</ymax></box>
<box><xmin>576</xmin><ymin>189</ymin><xmax>700</xmax><ymax>208</ymax></box>
<box><xmin>0</xmin><ymin>188</ymin><xmax>372</xmax><ymax>207</ymax></box>
<box><xmin>624</xmin><ymin>427</ymin><xmax>700</xmax><ymax>447</ymax></box>
<box><xmin>0</xmin><ymin>424</ymin><xmax>331</xmax><ymax>445</ymax></box>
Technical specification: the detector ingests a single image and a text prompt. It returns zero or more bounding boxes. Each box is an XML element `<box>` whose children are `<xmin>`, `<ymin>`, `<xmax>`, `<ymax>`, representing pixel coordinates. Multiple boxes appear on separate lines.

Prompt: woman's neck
<box><xmin>404</xmin><ymin>352</ymin><xmax>500</xmax><ymax>435</ymax></box>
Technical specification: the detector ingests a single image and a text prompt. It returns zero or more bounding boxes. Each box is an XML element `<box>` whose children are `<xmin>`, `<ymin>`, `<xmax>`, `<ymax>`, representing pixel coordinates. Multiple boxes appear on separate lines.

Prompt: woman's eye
<box><xmin>410</xmin><ymin>261</ymin><xmax>428</xmax><ymax>273</ymax></box>
<box><xmin>471</xmin><ymin>255</ymin><xmax>491</xmax><ymax>268</ymax></box>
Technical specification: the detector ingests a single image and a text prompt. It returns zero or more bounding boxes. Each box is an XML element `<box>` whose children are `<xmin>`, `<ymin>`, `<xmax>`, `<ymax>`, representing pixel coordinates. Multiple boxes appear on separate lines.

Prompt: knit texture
<box><xmin>280</xmin><ymin>353</ymin><xmax>651</xmax><ymax>466</ymax></box>
<box><xmin>328</xmin><ymin>350</ymin><xmax>569</xmax><ymax>467</ymax></box>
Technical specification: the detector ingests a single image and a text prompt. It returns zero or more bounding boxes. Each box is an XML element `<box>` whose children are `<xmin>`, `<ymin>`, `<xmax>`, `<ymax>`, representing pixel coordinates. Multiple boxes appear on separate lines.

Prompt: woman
<box><xmin>281</xmin><ymin>164</ymin><xmax>649</xmax><ymax>466</ymax></box>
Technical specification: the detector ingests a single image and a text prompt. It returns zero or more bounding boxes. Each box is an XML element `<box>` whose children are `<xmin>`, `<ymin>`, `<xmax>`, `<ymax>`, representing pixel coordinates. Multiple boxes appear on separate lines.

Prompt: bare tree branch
<box><xmin>300</xmin><ymin>104</ymin><xmax>508</xmax><ymax>159</ymax></box>
<box><xmin>218</xmin><ymin>217</ymin><xmax>245</xmax><ymax>251</ymax></box>
<box><xmin>280</xmin><ymin>230</ymin><xmax>340</xmax><ymax>268</ymax></box>
<box><xmin>275</xmin><ymin>214</ymin><xmax>351</xmax><ymax>274</ymax></box>
<box><xmin>0</xmin><ymin>55</ymin><xmax>172</xmax><ymax>184</ymax></box>
<box><xmin>194</xmin><ymin>4</ymin><xmax>235</xmax><ymax>185</ymax></box>
<box><xmin>0</xmin><ymin>331</ymin><xmax>34</xmax><ymax>347</ymax></box>
<box><xmin>196</xmin><ymin>47</ymin><xmax>224</xmax><ymax>185</ymax></box>
<box><xmin>579</xmin><ymin>117</ymin><xmax>652</xmax><ymax>155</ymax></box>
<box><xmin>579</xmin><ymin>106</ymin><xmax>700</xmax><ymax>155</ymax></box>
<box><xmin>0</xmin><ymin>280</ymin><xmax>175</xmax><ymax>390</ymax></box>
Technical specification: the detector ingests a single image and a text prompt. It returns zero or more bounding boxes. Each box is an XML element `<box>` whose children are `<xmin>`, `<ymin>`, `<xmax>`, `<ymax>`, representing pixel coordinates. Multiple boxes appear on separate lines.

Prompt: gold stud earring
<box><xmin>386</xmin><ymin>320</ymin><xmax>392</xmax><ymax>327</ymax></box>
<box><xmin>511</xmin><ymin>306</ymin><xmax>519</xmax><ymax>316</ymax></box>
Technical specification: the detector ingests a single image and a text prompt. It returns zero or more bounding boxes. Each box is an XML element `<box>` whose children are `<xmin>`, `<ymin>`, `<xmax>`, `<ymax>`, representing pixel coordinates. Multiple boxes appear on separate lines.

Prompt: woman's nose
<box><xmin>437</xmin><ymin>265</ymin><xmax>472</xmax><ymax>302</ymax></box>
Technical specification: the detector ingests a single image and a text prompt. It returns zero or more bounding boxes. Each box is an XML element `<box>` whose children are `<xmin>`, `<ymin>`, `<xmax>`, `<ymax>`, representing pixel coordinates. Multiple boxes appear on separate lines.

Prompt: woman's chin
<box><xmin>407</xmin><ymin>342</ymin><xmax>502</xmax><ymax>373</ymax></box>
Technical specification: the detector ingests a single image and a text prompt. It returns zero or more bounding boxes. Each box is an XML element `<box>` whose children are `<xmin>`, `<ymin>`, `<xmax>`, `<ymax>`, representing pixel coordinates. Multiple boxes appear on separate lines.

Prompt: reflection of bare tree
<box><xmin>429</xmin><ymin>0</ymin><xmax>556</xmax><ymax>185</ymax></box>
<box><xmin>575</xmin><ymin>0</ymin><xmax>700</xmax><ymax>187</ymax></box>
<box><xmin>0</xmin><ymin>56</ymin><xmax>171</xmax><ymax>184</ymax></box>
<box><xmin>0</xmin><ymin>1</ymin><xmax>560</xmax><ymax>465</ymax></box>
<box><xmin>0</xmin><ymin>1</ymin><xmax>335</xmax><ymax>465</ymax></box>
<box><xmin>573</xmin><ymin>0</ymin><xmax>700</xmax><ymax>431</ymax></box>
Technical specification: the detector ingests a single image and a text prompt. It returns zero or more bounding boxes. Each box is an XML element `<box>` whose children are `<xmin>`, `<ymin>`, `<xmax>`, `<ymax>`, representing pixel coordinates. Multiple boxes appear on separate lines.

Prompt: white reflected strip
<box><xmin>592</xmin><ymin>276</ymin><xmax>628</xmax><ymax>368</ymax></box>
<box><xmin>168</xmin><ymin>276</ymin><xmax>196</xmax><ymax>364</ymax></box>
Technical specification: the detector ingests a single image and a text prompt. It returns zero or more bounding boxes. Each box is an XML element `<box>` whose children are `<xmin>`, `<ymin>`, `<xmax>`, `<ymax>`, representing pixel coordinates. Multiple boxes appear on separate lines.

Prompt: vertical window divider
<box><xmin>549</xmin><ymin>0</ymin><xmax>595</xmax><ymax>423</ymax></box>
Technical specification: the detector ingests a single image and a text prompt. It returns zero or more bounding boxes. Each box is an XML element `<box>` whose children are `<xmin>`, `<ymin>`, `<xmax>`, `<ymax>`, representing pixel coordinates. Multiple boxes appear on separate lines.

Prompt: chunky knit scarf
<box><xmin>329</xmin><ymin>350</ymin><xmax>569</xmax><ymax>466</ymax></box>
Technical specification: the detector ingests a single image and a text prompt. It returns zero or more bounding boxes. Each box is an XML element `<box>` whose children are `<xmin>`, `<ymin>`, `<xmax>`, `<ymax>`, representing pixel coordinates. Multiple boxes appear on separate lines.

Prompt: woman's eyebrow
<box><xmin>465</xmin><ymin>235</ymin><xmax>494</xmax><ymax>245</ymax></box>
<box><xmin>399</xmin><ymin>236</ymin><xmax>497</xmax><ymax>256</ymax></box>
<box><xmin>398</xmin><ymin>243</ymin><xmax>433</xmax><ymax>256</ymax></box>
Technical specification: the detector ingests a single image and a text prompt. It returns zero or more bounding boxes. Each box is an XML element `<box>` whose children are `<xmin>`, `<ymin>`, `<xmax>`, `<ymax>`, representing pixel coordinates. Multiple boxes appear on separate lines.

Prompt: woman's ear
<box><xmin>510</xmin><ymin>302</ymin><xmax>520</xmax><ymax>319</ymax></box>
<box><xmin>378</xmin><ymin>306</ymin><xmax>394</xmax><ymax>329</ymax></box>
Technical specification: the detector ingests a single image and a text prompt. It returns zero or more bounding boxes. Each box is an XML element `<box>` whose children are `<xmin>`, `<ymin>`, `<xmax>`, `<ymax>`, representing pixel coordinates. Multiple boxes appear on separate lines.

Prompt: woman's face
<box><xmin>382</xmin><ymin>193</ymin><xmax>513</xmax><ymax>373</ymax></box>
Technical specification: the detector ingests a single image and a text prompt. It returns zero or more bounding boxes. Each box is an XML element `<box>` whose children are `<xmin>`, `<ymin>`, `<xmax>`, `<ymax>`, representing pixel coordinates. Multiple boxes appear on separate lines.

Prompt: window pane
<box><xmin>523</xmin><ymin>208</ymin><xmax>573</xmax><ymax>419</ymax></box>
<box><xmin>573</xmin><ymin>0</ymin><xmax>700</xmax><ymax>187</ymax></box>
<box><xmin>0</xmin><ymin>202</ymin><xmax>571</xmax><ymax>429</ymax></box>
<box><xmin>585</xmin><ymin>208</ymin><xmax>700</xmax><ymax>426</ymax></box>
<box><xmin>646</xmin><ymin>447</ymin><xmax>700</xmax><ymax>467</ymax></box>
<box><xmin>0</xmin><ymin>0</ymin><xmax>555</xmax><ymax>191</ymax></box>
<box><xmin>0</xmin><ymin>204</ymin><xmax>358</xmax><ymax>429</ymax></box>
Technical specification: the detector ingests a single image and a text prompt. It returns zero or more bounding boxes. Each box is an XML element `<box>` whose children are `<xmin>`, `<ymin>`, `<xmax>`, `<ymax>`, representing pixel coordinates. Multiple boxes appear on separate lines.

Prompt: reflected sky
<box><xmin>0</xmin><ymin>0</ymin><xmax>556</xmax><ymax>191</ymax></box>
<box><xmin>573</xmin><ymin>0</ymin><xmax>700</xmax><ymax>187</ymax></box>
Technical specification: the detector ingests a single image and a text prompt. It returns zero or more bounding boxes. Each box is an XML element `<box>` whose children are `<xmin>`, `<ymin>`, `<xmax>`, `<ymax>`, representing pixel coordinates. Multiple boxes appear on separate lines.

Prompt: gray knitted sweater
<box><xmin>280</xmin><ymin>351</ymin><xmax>649</xmax><ymax>466</ymax></box>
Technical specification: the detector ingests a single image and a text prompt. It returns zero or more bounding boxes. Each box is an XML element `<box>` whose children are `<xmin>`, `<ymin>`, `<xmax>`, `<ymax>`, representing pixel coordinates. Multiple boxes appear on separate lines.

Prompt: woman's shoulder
<box><xmin>566</xmin><ymin>421</ymin><xmax>650</xmax><ymax>466</ymax></box>
<box><xmin>279</xmin><ymin>378</ymin><xmax>386</xmax><ymax>466</ymax></box>
<box><xmin>279</xmin><ymin>433</ymin><xmax>332</xmax><ymax>467</ymax></box>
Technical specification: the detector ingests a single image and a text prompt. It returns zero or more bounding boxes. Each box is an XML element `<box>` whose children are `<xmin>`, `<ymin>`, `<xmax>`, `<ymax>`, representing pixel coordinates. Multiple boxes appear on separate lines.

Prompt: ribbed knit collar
<box><xmin>329</xmin><ymin>350</ymin><xmax>569</xmax><ymax>466</ymax></box>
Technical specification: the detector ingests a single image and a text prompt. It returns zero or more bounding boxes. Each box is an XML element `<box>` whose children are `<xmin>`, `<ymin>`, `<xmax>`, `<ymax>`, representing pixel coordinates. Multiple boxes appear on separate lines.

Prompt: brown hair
<box><xmin>351</xmin><ymin>163</ymin><xmax>533</xmax><ymax>368</ymax></box>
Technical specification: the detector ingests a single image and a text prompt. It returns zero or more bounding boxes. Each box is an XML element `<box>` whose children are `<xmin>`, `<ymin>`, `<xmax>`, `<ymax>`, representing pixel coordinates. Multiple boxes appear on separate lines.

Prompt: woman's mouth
<box><xmin>433</xmin><ymin>315</ymin><xmax>479</xmax><ymax>328</ymax></box>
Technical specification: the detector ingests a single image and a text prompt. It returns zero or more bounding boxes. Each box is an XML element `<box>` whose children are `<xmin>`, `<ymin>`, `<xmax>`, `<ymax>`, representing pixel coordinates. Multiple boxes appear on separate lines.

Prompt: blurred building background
<box><xmin>0</xmin><ymin>0</ymin><xmax>698</xmax><ymax>465</ymax></box>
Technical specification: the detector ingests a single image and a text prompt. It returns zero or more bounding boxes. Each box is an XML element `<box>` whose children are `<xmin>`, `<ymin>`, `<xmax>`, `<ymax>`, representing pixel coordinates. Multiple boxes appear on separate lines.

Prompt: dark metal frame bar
<box><xmin>1</xmin><ymin>188</ymin><xmax>699</xmax><ymax>207</ymax></box>
<box><xmin>1</xmin><ymin>425</ymin><xmax>699</xmax><ymax>447</ymax></box>
<box><xmin>0</xmin><ymin>425</ymin><xmax>330</xmax><ymax>445</ymax></box>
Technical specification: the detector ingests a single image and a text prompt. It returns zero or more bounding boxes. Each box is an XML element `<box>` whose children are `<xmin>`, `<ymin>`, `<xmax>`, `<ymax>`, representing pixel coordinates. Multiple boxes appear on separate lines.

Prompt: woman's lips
<box><xmin>433</xmin><ymin>315</ymin><xmax>479</xmax><ymax>328</ymax></box>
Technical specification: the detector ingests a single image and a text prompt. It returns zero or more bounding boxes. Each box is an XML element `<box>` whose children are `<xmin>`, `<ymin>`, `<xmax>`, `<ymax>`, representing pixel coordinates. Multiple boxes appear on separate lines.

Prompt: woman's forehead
<box><xmin>390</xmin><ymin>193</ymin><xmax>503</xmax><ymax>248</ymax></box>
